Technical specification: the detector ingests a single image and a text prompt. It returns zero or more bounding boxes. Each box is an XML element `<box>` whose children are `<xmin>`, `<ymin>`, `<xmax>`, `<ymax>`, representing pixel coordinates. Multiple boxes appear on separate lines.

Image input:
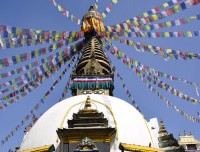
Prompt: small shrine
<box><xmin>179</xmin><ymin>130</ymin><xmax>200</xmax><ymax>151</ymax></box>
<box><xmin>56</xmin><ymin>96</ymin><xmax>116</xmax><ymax>151</ymax></box>
<box><xmin>74</xmin><ymin>137</ymin><xmax>99</xmax><ymax>152</ymax></box>
<box><xmin>157</xmin><ymin>120</ymin><xmax>183</xmax><ymax>152</ymax></box>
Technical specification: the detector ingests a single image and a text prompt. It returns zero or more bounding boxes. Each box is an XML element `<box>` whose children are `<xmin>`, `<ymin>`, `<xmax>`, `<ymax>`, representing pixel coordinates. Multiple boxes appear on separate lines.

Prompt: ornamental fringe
<box><xmin>105</xmin><ymin>34</ymin><xmax>200</xmax><ymax>60</ymax></box>
<box><xmin>104</xmin><ymin>41</ymin><xmax>200</xmax><ymax>123</ymax></box>
<box><xmin>0</xmin><ymin>56</ymin><xmax>75</xmax><ymax>146</ymax></box>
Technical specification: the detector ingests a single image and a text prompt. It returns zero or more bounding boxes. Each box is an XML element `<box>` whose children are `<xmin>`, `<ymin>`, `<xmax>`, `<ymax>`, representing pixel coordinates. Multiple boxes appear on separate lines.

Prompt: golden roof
<box><xmin>179</xmin><ymin>135</ymin><xmax>200</xmax><ymax>145</ymax></box>
<box><xmin>119</xmin><ymin>143</ymin><xmax>163</xmax><ymax>152</ymax></box>
<box><xmin>22</xmin><ymin>144</ymin><xmax>55</xmax><ymax>152</ymax></box>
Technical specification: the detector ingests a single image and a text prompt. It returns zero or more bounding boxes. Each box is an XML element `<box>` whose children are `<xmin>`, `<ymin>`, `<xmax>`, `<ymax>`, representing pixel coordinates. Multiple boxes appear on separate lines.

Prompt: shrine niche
<box><xmin>74</xmin><ymin>137</ymin><xmax>99</xmax><ymax>152</ymax></box>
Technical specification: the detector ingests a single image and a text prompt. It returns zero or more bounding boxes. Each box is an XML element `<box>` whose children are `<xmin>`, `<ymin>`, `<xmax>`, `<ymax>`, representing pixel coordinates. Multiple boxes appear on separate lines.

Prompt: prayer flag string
<box><xmin>135</xmin><ymin>69</ymin><xmax>199</xmax><ymax>104</ymax></box>
<box><xmin>102</xmin><ymin>38</ymin><xmax>200</xmax><ymax>89</ymax></box>
<box><xmin>108</xmin><ymin>0</ymin><xmax>199</xmax><ymax>32</ymax></box>
<box><xmin>94</xmin><ymin>0</ymin><xmax>99</xmax><ymax>10</ymax></box>
<box><xmin>0</xmin><ymin>25</ymin><xmax>79</xmax><ymax>39</ymax></box>
<box><xmin>0</xmin><ymin>54</ymin><xmax>73</xmax><ymax>110</ymax></box>
<box><xmin>58</xmin><ymin>52</ymin><xmax>82</xmax><ymax>101</ymax></box>
<box><xmin>104</xmin><ymin>41</ymin><xmax>200</xmax><ymax>123</ymax></box>
<box><xmin>0</xmin><ymin>26</ymin><xmax>82</xmax><ymax>49</ymax></box>
<box><xmin>0</xmin><ymin>56</ymin><xmax>77</xmax><ymax>146</ymax></box>
<box><xmin>105</xmin><ymin>34</ymin><xmax>200</xmax><ymax>60</ymax></box>
<box><xmin>136</xmin><ymin>68</ymin><xmax>200</xmax><ymax>123</ymax></box>
<box><xmin>103</xmin><ymin>37</ymin><xmax>200</xmax><ymax>104</ymax></box>
<box><xmin>0</xmin><ymin>33</ymin><xmax>83</xmax><ymax>69</ymax></box>
<box><xmin>0</xmin><ymin>41</ymin><xmax>85</xmax><ymax>110</ymax></box>
<box><xmin>0</xmin><ymin>40</ymin><xmax>84</xmax><ymax>90</ymax></box>
<box><xmin>49</xmin><ymin>0</ymin><xmax>81</xmax><ymax>25</ymax></box>
<box><xmin>105</xmin><ymin>14</ymin><xmax>200</xmax><ymax>32</ymax></box>
<box><xmin>106</xmin><ymin>55</ymin><xmax>142</xmax><ymax>113</ymax></box>
<box><xmin>105</xmin><ymin>29</ymin><xmax>200</xmax><ymax>38</ymax></box>
<box><xmin>101</xmin><ymin>0</ymin><xmax>119</xmax><ymax>18</ymax></box>
<box><xmin>0</xmin><ymin>45</ymin><xmax>72</xmax><ymax>95</ymax></box>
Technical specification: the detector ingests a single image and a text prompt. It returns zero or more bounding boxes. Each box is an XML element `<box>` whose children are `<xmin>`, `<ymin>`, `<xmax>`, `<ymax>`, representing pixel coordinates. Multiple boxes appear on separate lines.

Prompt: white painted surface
<box><xmin>20</xmin><ymin>94</ymin><xmax>159</xmax><ymax>152</ymax></box>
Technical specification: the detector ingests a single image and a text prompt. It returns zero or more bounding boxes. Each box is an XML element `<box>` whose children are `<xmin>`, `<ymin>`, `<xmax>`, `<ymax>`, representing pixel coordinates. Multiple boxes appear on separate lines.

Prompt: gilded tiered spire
<box><xmin>70</xmin><ymin>6</ymin><xmax>114</xmax><ymax>96</ymax></box>
<box><xmin>75</xmin><ymin>36</ymin><xmax>112</xmax><ymax>76</ymax></box>
<box><xmin>158</xmin><ymin>120</ymin><xmax>183</xmax><ymax>152</ymax></box>
<box><xmin>158</xmin><ymin>120</ymin><xmax>168</xmax><ymax>137</ymax></box>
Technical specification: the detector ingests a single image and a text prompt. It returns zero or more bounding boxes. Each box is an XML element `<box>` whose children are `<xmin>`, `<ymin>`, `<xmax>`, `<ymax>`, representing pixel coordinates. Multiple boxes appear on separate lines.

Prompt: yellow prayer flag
<box><xmin>116</xmin><ymin>24</ymin><xmax>121</xmax><ymax>29</ymax></box>
<box><xmin>134</xmin><ymin>61</ymin><xmax>138</xmax><ymax>67</ymax></box>
<box><xmin>112</xmin><ymin>0</ymin><xmax>118</xmax><ymax>4</ymax></box>
<box><xmin>53</xmin><ymin>44</ymin><xmax>57</xmax><ymax>50</ymax></box>
<box><xmin>102</xmin><ymin>13</ymin><xmax>106</xmax><ymax>18</ymax></box>
<box><xmin>55</xmin><ymin>32</ymin><xmax>60</xmax><ymax>38</ymax></box>
<box><xmin>166</xmin><ymin>49</ymin><xmax>172</xmax><ymax>53</ymax></box>
<box><xmin>145</xmin><ymin>25</ymin><xmax>151</xmax><ymax>30</ymax></box>
<box><xmin>95</xmin><ymin>4</ymin><xmax>98</xmax><ymax>9</ymax></box>
<box><xmin>163</xmin><ymin>3</ymin><xmax>169</xmax><ymax>8</ymax></box>
<box><xmin>165</xmin><ymin>32</ymin><xmax>170</xmax><ymax>37</ymax></box>
<box><xmin>190</xmin><ymin>16</ymin><xmax>197</xmax><ymax>20</ymax></box>
<box><xmin>34</xmin><ymin>50</ymin><xmax>39</xmax><ymax>57</ymax></box>
<box><xmin>187</xmin><ymin>31</ymin><xmax>192</xmax><ymax>37</ymax></box>
<box><xmin>58</xmin><ymin>4</ymin><xmax>62</xmax><ymax>11</ymax></box>
<box><xmin>126</xmin><ymin>20</ymin><xmax>130</xmax><ymax>24</ymax></box>
<box><xmin>126</xmin><ymin>29</ymin><xmax>131</xmax><ymax>33</ymax></box>
<box><xmin>147</xmin><ymin>45</ymin><xmax>152</xmax><ymax>49</ymax></box>
<box><xmin>143</xmin><ymin>12</ymin><xmax>148</xmax><ymax>17</ymax></box>
<box><xmin>166</xmin><ymin>21</ymin><xmax>172</xmax><ymax>27</ymax></box>
<box><xmin>16</xmin><ymin>56</ymin><xmax>20</xmax><ymax>62</ymax></box>
<box><xmin>152</xmin><ymin>14</ymin><xmax>158</xmax><ymax>21</ymax></box>
<box><xmin>133</xmin><ymin>21</ymin><xmax>139</xmax><ymax>27</ymax></box>
<box><xmin>35</xmin><ymin>30</ymin><xmax>41</xmax><ymax>34</ymax></box>
<box><xmin>174</xmin><ymin>5</ymin><xmax>180</xmax><ymax>12</ymax></box>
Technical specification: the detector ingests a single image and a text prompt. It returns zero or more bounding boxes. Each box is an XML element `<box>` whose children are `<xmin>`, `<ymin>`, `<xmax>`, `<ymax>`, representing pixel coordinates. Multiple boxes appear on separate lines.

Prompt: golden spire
<box><xmin>158</xmin><ymin>120</ymin><xmax>168</xmax><ymax>137</ymax></box>
<box><xmin>84</xmin><ymin>96</ymin><xmax>92</xmax><ymax>110</ymax></box>
<box><xmin>78</xmin><ymin>96</ymin><xmax>98</xmax><ymax>114</ymax></box>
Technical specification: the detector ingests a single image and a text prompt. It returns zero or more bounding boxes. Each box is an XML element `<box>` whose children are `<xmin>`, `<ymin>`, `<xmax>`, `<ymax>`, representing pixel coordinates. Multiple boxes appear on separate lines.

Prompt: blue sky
<box><xmin>0</xmin><ymin>0</ymin><xmax>200</xmax><ymax>151</ymax></box>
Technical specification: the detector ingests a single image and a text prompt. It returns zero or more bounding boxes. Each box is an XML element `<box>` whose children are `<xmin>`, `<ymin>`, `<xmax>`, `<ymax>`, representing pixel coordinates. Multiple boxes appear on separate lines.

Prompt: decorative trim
<box><xmin>119</xmin><ymin>143</ymin><xmax>163</xmax><ymax>152</ymax></box>
<box><xmin>22</xmin><ymin>144</ymin><xmax>55</xmax><ymax>152</ymax></box>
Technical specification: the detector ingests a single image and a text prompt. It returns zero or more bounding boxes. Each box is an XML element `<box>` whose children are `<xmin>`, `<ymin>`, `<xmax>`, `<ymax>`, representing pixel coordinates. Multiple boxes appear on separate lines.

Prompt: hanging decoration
<box><xmin>104</xmin><ymin>42</ymin><xmax>200</xmax><ymax>123</ymax></box>
<box><xmin>139</xmin><ymin>14</ymin><xmax>200</xmax><ymax>31</ymax></box>
<box><xmin>135</xmin><ymin>69</ymin><xmax>200</xmax><ymax>123</ymax></box>
<box><xmin>125</xmin><ymin>0</ymin><xmax>183</xmax><ymax>23</ymax></box>
<box><xmin>0</xmin><ymin>47</ymin><xmax>71</xmax><ymax>95</ymax></box>
<box><xmin>0</xmin><ymin>40</ymin><xmax>84</xmax><ymax>91</ymax></box>
<box><xmin>106</xmin><ymin>56</ymin><xmax>142</xmax><ymax>113</ymax></box>
<box><xmin>103</xmin><ymin>38</ymin><xmax>200</xmax><ymax>89</ymax></box>
<box><xmin>0</xmin><ymin>29</ymin><xmax>82</xmax><ymax>49</ymax></box>
<box><xmin>0</xmin><ymin>25</ymin><xmax>81</xmax><ymax>40</ymax></box>
<box><xmin>0</xmin><ymin>41</ymin><xmax>85</xmax><ymax>110</ymax></box>
<box><xmin>134</xmin><ymin>69</ymin><xmax>199</xmax><ymax>104</ymax></box>
<box><xmin>104</xmin><ymin>39</ymin><xmax>200</xmax><ymax>105</ymax></box>
<box><xmin>101</xmin><ymin>0</ymin><xmax>119</xmax><ymax>18</ymax></box>
<box><xmin>105</xmin><ymin>29</ymin><xmax>200</xmax><ymax>38</ymax></box>
<box><xmin>0</xmin><ymin>56</ymin><xmax>76</xmax><ymax>145</ymax></box>
<box><xmin>59</xmin><ymin>52</ymin><xmax>82</xmax><ymax>101</ymax></box>
<box><xmin>105</xmin><ymin>14</ymin><xmax>200</xmax><ymax>32</ymax></box>
<box><xmin>105</xmin><ymin>34</ymin><xmax>200</xmax><ymax>60</ymax></box>
<box><xmin>0</xmin><ymin>33</ymin><xmax>83</xmax><ymax>69</ymax></box>
<box><xmin>94</xmin><ymin>0</ymin><xmax>99</xmax><ymax>10</ymax></box>
<box><xmin>49</xmin><ymin>0</ymin><xmax>81</xmax><ymax>25</ymax></box>
<box><xmin>109</xmin><ymin>0</ymin><xmax>200</xmax><ymax>31</ymax></box>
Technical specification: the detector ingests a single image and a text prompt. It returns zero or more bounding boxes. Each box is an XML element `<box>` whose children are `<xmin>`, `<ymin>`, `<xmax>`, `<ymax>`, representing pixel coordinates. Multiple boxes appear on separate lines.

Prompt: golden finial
<box><xmin>78</xmin><ymin>96</ymin><xmax>97</xmax><ymax>114</ymax></box>
<box><xmin>84</xmin><ymin>96</ymin><xmax>92</xmax><ymax>110</ymax></box>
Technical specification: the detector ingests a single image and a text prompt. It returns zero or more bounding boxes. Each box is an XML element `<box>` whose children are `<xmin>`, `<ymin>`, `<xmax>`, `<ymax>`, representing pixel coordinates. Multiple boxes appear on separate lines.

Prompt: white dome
<box><xmin>20</xmin><ymin>94</ymin><xmax>159</xmax><ymax>152</ymax></box>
